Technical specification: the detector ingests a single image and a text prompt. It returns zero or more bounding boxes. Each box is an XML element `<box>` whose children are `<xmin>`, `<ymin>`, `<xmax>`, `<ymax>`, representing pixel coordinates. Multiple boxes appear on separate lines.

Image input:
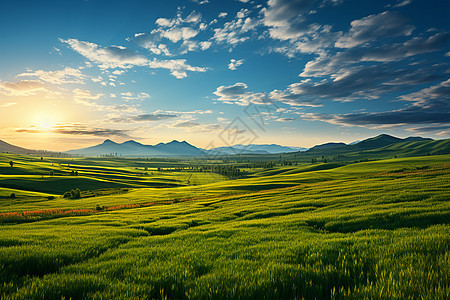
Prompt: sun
<box><xmin>34</xmin><ymin>113</ymin><xmax>58</xmax><ymax>132</ymax></box>
<box><xmin>40</xmin><ymin>121</ymin><xmax>52</xmax><ymax>130</ymax></box>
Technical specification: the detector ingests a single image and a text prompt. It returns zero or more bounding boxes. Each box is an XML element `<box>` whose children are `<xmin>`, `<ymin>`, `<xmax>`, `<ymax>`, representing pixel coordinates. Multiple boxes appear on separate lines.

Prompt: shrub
<box><xmin>63</xmin><ymin>188</ymin><xmax>81</xmax><ymax>199</ymax></box>
<box><xmin>95</xmin><ymin>204</ymin><xmax>107</xmax><ymax>211</ymax></box>
<box><xmin>10</xmin><ymin>193</ymin><xmax>16</xmax><ymax>199</ymax></box>
<box><xmin>47</xmin><ymin>196</ymin><xmax>55</xmax><ymax>200</ymax></box>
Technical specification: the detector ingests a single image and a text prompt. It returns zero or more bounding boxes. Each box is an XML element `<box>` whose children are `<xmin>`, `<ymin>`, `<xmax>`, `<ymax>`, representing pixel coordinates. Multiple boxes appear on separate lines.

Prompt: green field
<box><xmin>0</xmin><ymin>153</ymin><xmax>449</xmax><ymax>299</ymax></box>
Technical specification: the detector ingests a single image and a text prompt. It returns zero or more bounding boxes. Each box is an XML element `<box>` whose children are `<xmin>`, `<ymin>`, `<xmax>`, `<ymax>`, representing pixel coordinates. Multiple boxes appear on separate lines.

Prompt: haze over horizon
<box><xmin>0</xmin><ymin>0</ymin><xmax>449</xmax><ymax>152</ymax></box>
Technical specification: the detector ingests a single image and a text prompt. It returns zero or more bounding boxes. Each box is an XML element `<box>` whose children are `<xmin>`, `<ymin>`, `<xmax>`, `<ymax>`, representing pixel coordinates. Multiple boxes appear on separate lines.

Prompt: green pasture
<box><xmin>0</xmin><ymin>154</ymin><xmax>449</xmax><ymax>299</ymax></box>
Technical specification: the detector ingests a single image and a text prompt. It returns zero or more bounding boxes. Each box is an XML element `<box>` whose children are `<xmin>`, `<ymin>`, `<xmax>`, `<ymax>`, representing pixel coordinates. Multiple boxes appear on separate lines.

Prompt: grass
<box><xmin>0</xmin><ymin>153</ymin><xmax>449</xmax><ymax>299</ymax></box>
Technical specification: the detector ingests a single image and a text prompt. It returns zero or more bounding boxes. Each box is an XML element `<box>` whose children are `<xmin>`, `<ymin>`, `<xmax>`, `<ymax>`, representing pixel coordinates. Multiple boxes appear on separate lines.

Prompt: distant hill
<box><xmin>233</xmin><ymin>144</ymin><xmax>307</xmax><ymax>154</ymax></box>
<box><xmin>66</xmin><ymin>139</ymin><xmax>205</xmax><ymax>157</ymax></box>
<box><xmin>353</xmin><ymin>134</ymin><xmax>432</xmax><ymax>149</ymax></box>
<box><xmin>207</xmin><ymin>144</ymin><xmax>307</xmax><ymax>155</ymax></box>
<box><xmin>275</xmin><ymin>134</ymin><xmax>446</xmax><ymax>162</ymax></box>
<box><xmin>308</xmin><ymin>142</ymin><xmax>347</xmax><ymax>151</ymax></box>
<box><xmin>305</xmin><ymin>134</ymin><xmax>434</xmax><ymax>154</ymax></box>
<box><xmin>0</xmin><ymin>139</ymin><xmax>34</xmax><ymax>154</ymax></box>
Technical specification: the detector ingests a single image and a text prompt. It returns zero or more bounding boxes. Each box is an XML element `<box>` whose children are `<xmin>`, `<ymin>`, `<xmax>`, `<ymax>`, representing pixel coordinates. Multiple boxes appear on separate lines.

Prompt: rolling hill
<box><xmin>290</xmin><ymin>134</ymin><xmax>447</xmax><ymax>162</ymax></box>
<box><xmin>0</xmin><ymin>139</ymin><xmax>34</xmax><ymax>154</ymax></box>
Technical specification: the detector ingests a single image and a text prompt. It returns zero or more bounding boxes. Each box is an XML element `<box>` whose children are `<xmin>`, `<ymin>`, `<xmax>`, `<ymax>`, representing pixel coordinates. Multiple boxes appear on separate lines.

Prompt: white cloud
<box><xmin>213</xmin><ymin>82</ymin><xmax>267</xmax><ymax>106</ymax></box>
<box><xmin>156</xmin><ymin>26</ymin><xmax>199</xmax><ymax>43</ymax></box>
<box><xmin>213</xmin><ymin>16</ymin><xmax>258</xmax><ymax>46</ymax></box>
<box><xmin>228</xmin><ymin>59</ymin><xmax>244</xmax><ymax>70</ymax></box>
<box><xmin>73</xmin><ymin>88</ymin><xmax>103</xmax><ymax>101</ymax></box>
<box><xmin>237</xmin><ymin>8</ymin><xmax>250</xmax><ymax>19</ymax></box>
<box><xmin>0</xmin><ymin>80</ymin><xmax>49</xmax><ymax>96</ymax></box>
<box><xmin>200</xmin><ymin>41</ymin><xmax>212</xmax><ymax>50</ymax></box>
<box><xmin>218</xmin><ymin>12</ymin><xmax>228</xmax><ymax>18</ymax></box>
<box><xmin>148</xmin><ymin>58</ymin><xmax>207</xmax><ymax>78</ymax></box>
<box><xmin>120</xmin><ymin>92</ymin><xmax>151</xmax><ymax>100</ymax></box>
<box><xmin>335</xmin><ymin>11</ymin><xmax>415</xmax><ymax>48</ymax></box>
<box><xmin>393</xmin><ymin>0</ymin><xmax>412</xmax><ymax>8</ymax></box>
<box><xmin>112</xmin><ymin>70</ymin><xmax>126</xmax><ymax>75</ymax></box>
<box><xmin>60</xmin><ymin>38</ymin><xmax>148</xmax><ymax>68</ymax></box>
<box><xmin>191</xmin><ymin>0</ymin><xmax>209</xmax><ymax>4</ymax></box>
<box><xmin>262</xmin><ymin>0</ymin><xmax>315</xmax><ymax>41</ymax></box>
<box><xmin>17</xmin><ymin>67</ymin><xmax>85</xmax><ymax>85</ymax></box>
<box><xmin>92</xmin><ymin>76</ymin><xmax>103</xmax><ymax>83</ymax></box>
<box><xmin>133</xmin><ymin>10</ymin><xmax>209</xmax><ymax>56</ymax></box>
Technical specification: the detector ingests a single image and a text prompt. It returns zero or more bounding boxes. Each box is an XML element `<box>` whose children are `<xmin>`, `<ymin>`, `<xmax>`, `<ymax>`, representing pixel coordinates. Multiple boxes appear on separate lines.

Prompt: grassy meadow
<box><xmin>0</xmin><ymin>153</ymin><xmax>449</xmax><ymax>299</ymax></box>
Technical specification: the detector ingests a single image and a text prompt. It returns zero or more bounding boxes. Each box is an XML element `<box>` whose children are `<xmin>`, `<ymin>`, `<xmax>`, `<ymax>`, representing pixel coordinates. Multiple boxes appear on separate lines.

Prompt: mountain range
<box><xmin>65</xmin><ymin>139</ymin><xmax>204</xmax><ymax>157</ymax></box>
<box><xmin>0</xmin><ymin>134</ymin><xmax>447</xmax><ymax>158</ymax></box>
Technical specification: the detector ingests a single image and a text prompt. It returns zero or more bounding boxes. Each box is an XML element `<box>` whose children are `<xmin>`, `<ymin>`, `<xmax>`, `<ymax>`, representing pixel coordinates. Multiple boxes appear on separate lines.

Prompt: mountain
<box><xmin>66</xmin><ymin>139</ymin><xmax>204</xmax><ymax>157</ymax></box>
<box><xmin>279</xmin><ymin>134</ymin><xmax>446</xmax><ymax>162</ymax></box>
<box><xmin>353</xmin><ymin>134</ymin><xmax>433</xmax><ymax>149</ymax></box>
<box><xmin>305</xmin><ymin>134</ymin><xmax>435</xmax><ymax>154</ymax></box>
<box><xmin>353</xmin><ymin>134</ymin><xmax>403</xmax><ymax>149</ymax></box>
<box><xmin>403</xmin><ymin>136</ymin><xmax>433</xmax><ymax>142</ymax></box>
<box><xmin>308</xmin><ymin>142</ymin><xmax>347</xmax><ymax>151</ymax></box>
<box><xmin>153</xmin><ymin>140</ymin><xmax>205</xmax><ymax>156</ymax></box>
<box><xmin>208</xmin><ymin>144</ymin><xmax>307</xmax><ymax>155</ymax></box>
<box><xmin>0</xmin><ymin>139</ymin><xmax>34</xmax><ymax>154</ymax></box>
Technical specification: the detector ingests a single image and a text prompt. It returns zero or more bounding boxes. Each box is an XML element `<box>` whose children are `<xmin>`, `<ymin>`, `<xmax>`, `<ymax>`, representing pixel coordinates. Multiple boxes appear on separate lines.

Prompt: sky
<box><xmin>0</xmin><ymin>0</ymin><xmax>449</xmax><ymax>151</ymax></box>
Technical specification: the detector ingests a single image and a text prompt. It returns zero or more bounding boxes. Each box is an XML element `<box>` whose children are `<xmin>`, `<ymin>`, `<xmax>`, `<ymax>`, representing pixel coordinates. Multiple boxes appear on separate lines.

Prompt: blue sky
<box><xmin>0</xmin><ymin>0</ymin><xmax>449</xmax><ymax>151</ymax></box>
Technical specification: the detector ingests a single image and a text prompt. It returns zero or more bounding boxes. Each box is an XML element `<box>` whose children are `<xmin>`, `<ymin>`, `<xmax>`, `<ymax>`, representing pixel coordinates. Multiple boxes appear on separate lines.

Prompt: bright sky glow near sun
<box><xmin>0</xmin><ymin>0</ymin><xmax>449</xmax><ymax>151</ymax></box>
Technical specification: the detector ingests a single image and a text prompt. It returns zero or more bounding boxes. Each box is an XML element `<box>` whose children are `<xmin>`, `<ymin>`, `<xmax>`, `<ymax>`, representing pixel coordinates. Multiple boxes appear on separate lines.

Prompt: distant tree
<box><xmin>40</xmin><ymin>157</ymin><xmax>43</xmax><ymax>160</ymax></box>
<box><xmin>9</xmin><ymin>161</ymin><xmax>13</xmax><ymax>167</ymax></box>
<box><xmin>63</xmin><ymin>188</ymin><xmax>81</xmax><ymax>199</ymax></box>
<box><xmin>10</xmin><ymin>193</ymin><xmax>16</xmax><ymax>199</ymax></box>
<box><xmin>72</xmin><ymin>188</ymin><xmax>81</xmax><ymax>199</ymax></box>
<box><xmin>49</xmin><ymin>170</ymin><xmax>54</xmax><ymax>177</ymax></box>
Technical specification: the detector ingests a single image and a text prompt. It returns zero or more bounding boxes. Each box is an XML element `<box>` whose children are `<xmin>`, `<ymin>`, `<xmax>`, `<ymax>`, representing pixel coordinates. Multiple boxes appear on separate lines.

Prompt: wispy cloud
<box><xmin>120</xmin><ymin>92</ymin><xmax>151</xmax><ymax>101</ymax></box>
<box><xmin>301</xmin><ymin>79</ymin><xmax>450</xmax><ymax>128</ymax></box>
<box><xmin>228</xmin><ymin>59</ymin><xmax>244</xmax><ymax>70</ymax></box>
<box><xmin>214</xmin><ymin>82</ymin><xmax>268</xmax><ymax>106</ymax></box>
<box><xmin>17</xmin><ymin>67</ymin><xmax>86</xmax><ymax>84</ymax></box>
<box><xmin>0</xmin><ymin>80</ymin><xmax>49</xmax><ymax>96</ymax></box>
<box><xmin>15</xmin><ymin>123</ymin><xmax>132</xmax><ymax>138</ymax></box>
<box><xmin>148</xmin><ymin>58</ymin><xmax>207</xmax><ymax>78</ymax></box>
<box><xmin>109</xmin><ymin>113</ymin><xmax>178</xmax><ymax>123</ymax></box>
<box><xmin>335</xmin><ymin>11</ymin><xmax>414</xmax><ymax>48</ymax></box>
<box><xmin>60</xmin><ymin>38</ymin><xmax>148</xmax><ymax>69</ymax></box>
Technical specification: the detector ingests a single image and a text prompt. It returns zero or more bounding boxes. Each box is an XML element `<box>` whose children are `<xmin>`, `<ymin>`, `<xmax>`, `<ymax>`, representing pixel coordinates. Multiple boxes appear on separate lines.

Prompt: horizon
<box><xmin>1</xmin><ymin>0</ymin><xmax>449</xmax><ymax>151</ymax></box>
<box><xmin>0</xmin><ymin>132</ymin><xmax>439</xmax><ymax>152</ymax></box>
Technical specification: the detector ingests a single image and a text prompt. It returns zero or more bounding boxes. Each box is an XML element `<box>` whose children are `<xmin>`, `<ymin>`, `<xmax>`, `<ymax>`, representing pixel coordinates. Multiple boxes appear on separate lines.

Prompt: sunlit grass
<box><xmin>0</xmin><ymin>154</ymin><xmax>449</xmax><ymax>299</ymax></box>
